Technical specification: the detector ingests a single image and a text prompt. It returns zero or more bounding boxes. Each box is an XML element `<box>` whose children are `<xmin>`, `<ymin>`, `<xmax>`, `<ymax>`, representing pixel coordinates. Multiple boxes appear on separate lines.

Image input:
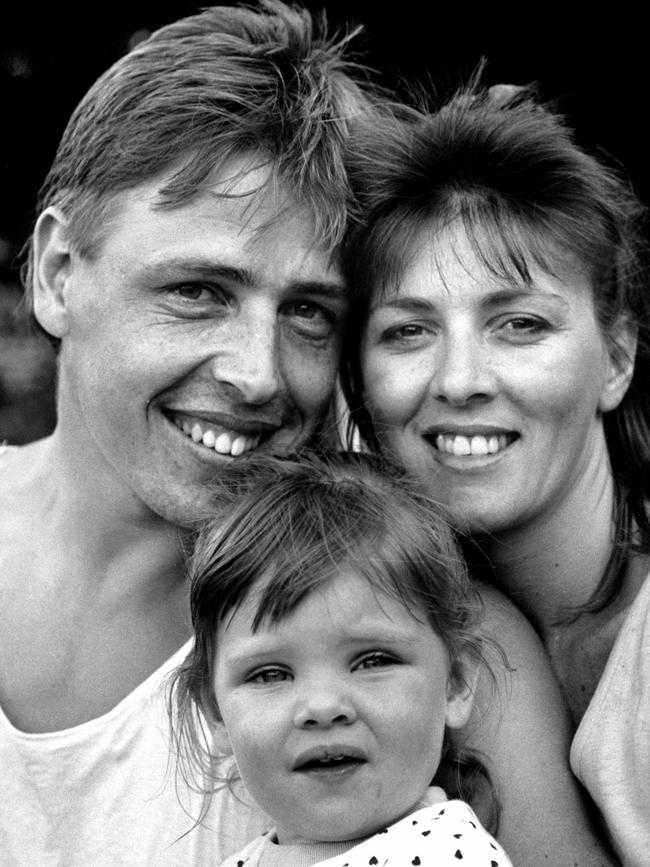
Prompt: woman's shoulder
<box><xmin>474</xmin><ymin>582</ymin><xmax>545</xmax><ymax>649</ymax></box>
<box><xmin>457</xmin><ymin>582</ymin><xmax>619</xmax><ymax>865</ymax></box>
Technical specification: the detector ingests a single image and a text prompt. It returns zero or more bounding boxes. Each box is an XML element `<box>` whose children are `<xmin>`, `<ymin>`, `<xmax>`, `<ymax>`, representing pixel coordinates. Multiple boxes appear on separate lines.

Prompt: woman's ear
<box><xmin>32</xmin><ymin>207</ymin><xmax>74</xmax><ymax>340</ymax></box>
<box><xmin>445</xmin><ymin>655</ymin><xmax>480</xmax><ymax>730</ymax></box>
<box><xmin>599</xmin><ymin>316</ymin><xmax>638</xmax><ymax>413</ymax></box>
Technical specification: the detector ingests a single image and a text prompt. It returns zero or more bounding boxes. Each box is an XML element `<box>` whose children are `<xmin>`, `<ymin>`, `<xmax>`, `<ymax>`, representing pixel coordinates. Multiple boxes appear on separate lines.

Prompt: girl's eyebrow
<box><xmin>221</xmin><ymin>625</ymin><xmax>421</xmax><ymax>667</ymax></box>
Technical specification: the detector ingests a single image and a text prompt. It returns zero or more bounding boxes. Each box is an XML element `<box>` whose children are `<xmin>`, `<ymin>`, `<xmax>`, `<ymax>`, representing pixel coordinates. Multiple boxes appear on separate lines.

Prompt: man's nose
<box><xmin>208</xmin><ymin>311</ymin><xmax>282</xmax><ymax>405</ymax></box>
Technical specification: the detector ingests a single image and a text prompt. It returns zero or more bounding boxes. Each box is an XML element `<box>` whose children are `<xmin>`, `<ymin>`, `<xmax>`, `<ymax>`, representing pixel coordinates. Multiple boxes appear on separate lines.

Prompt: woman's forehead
<box><xmin>376</xmin><ymin>216</ymin><xmax>589</xmax><ymax>300</ymax></box>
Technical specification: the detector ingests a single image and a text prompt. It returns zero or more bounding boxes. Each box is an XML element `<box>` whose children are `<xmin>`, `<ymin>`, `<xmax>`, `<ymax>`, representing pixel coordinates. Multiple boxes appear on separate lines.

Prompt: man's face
<box><xmin>51</xmin><ymin>161</ymin><xmax>346</xmax><ymax>525</ymax></box>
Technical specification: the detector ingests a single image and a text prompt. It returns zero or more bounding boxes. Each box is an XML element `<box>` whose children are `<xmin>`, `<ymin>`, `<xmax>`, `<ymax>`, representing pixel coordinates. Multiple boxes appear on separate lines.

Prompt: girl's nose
<box><xmin>293</xmin><ymin>683</ymin><xmax>358</xmax><ymax>729</ymax></box>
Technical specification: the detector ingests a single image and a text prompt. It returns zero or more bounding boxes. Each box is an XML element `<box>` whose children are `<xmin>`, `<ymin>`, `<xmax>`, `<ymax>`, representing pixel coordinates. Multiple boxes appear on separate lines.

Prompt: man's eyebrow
<box><xmin>292</xmin><ymin>281</ymin><xmax>347</xmax><ymax>301</ymax></box>
<box><xmin>136</xmin><ymin>258</ymin><xmax>346</xmax><ymax>299</ymax></box>
<box><xmin>136</xmin><ymin>258</ymin><xmax>254</xmax><ymax>285</ymax></box>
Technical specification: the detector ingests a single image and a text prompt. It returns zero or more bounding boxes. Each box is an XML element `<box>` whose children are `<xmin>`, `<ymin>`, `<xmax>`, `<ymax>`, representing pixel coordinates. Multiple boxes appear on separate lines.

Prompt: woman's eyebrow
<box><xmin>369</xmin><ymin>288</ymin><xmax>571</xmax><ymax>314</ymax></box>
<box><xmin>368</xmin><ymin>296</ymin><xmax>437</xmax><ymax>315</ymax></box>
<box><xmin>480</xmin><ymin>287</ymin><xmax>571</xmax><ymax>309</ymax></box>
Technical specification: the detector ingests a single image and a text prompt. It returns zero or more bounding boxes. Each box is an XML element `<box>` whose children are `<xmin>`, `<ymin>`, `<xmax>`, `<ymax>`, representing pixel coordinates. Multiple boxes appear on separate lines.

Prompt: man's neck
<box><xmin>27</xmin><ymin>433</ymin><xmax>185</xmax><ymax>593</ymax></box>
<box><xmin>0</xmin><ymin>435</ymin><xmax>192</xmax><ymax>732</ymax></box>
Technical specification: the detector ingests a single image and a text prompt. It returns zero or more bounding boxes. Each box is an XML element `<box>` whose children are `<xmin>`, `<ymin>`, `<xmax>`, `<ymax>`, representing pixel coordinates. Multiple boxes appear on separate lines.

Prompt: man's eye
<box><xmin>286</xmin><ymin>301</ymin><xmax>332</xmax><ymax>322</ymax></box>
<box><xmin>284</xmin><ymin>301</ymin><xmax>336</xmax><ymax>338</ymax></box>
<box><xmin>247</xmin><ymin>667</ymin><xmax>291</xmax><ymax>684</ymax></box>
<box><xmin>292</xmin><ymin>302</ymin><xmax>321</xmax><ymax>319</ymax></box>
<box><xmin>172</xmin><ymin>284</ymin><xmax>224</xmax><ymax>303</ymax></box>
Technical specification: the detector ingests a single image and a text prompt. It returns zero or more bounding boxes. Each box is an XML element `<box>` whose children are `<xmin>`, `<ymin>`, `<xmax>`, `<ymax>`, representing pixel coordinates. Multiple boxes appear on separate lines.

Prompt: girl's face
<box><xmin>360</xmin><ymin>224</ymin><xmax>633</xmax><ymax>535</ymax></box>
<box><xmin>213</xmin><ymin>568</ymin><xmax>474</xmax><ymax>844</ymax></box>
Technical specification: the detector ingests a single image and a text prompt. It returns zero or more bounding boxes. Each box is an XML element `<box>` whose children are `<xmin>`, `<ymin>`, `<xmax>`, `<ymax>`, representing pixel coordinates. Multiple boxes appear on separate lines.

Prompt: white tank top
<box><xmin>0</xmin><ymin>638</ymin><xmax>269</xmax><ymax>866</ymax></box>
<box><xmin>570</xmin><ymin>572</ymin><xmax>650</xmax><ymax>866</ymax></box>
<box><xmin>0</xmin><ymin>445</ymin><xmax>268</xmax><ymax>865</ymax></box>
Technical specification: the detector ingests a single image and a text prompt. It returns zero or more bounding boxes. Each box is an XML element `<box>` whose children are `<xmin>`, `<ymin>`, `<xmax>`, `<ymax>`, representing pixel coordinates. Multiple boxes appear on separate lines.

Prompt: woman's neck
<box><xmin>479</xmin><ymin>451</ymin><xmax>616</xmax><ymax>637</ymax></box>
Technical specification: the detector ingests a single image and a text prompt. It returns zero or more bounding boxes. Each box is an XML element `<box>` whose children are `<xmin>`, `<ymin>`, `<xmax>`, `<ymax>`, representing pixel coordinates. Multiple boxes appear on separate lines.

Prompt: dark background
<box><xmin>1</xmin><ymin>3</ymin><xmax>648</xmax><ymax>442</ymax></box>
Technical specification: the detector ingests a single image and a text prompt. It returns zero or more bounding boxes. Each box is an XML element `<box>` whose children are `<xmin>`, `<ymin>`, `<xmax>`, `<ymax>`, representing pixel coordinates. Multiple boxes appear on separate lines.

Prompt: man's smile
<box><xmin>170</xmin><ymin>411</ymin><xmax>271</xmax><ymax>457</ymax></box>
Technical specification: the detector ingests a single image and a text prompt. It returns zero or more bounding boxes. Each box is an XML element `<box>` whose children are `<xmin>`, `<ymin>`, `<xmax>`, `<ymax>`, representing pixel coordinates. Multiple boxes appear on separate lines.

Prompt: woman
<box><xmin>341</xmin><ymin>87</ymin><xmax>649</xmax><ymax>866</ymax></box>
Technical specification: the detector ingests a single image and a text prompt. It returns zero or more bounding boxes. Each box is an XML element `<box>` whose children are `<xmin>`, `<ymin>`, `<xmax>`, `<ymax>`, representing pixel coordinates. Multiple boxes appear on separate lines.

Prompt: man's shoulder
<box><xmin>0</xmin><ymin>439</ymin><xmax>47</xmax><ymax>523</ymax></box>
<box><xmin>0</xmin><ymin>437</ymin><xmax>48</xmax><ymax>478</ymax></box>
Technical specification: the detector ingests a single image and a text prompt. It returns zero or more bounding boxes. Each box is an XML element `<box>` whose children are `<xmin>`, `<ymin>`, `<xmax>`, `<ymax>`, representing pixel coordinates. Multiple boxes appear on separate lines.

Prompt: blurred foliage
<box><xmin>0</xmin><ymin>280</ymin><xmax>56</xmax><ymax>444</ymax></box>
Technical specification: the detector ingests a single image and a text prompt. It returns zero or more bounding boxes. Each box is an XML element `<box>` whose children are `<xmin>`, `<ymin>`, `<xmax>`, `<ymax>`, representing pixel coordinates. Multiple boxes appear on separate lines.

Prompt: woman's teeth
<box><xmin>435</xmin><ymin>433</ymin><xmax>510</xmax><ymax>456</ymax></box>
<box><xmin>176</xmin><ymin>419</ymin><xmax>261</xmax><ymax>456</ymax></box>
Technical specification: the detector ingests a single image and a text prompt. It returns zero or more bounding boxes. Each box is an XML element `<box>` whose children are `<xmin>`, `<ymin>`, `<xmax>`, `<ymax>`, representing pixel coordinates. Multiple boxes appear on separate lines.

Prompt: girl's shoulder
<box><xmin>219</xmin><ymin>832</ymin><xmax>267</xmax><ymax>867</ymax></box>
<box><xmin>312</xmin><ymin>800</ymin><xmax>511</xmax><ymax>866</ymax></box>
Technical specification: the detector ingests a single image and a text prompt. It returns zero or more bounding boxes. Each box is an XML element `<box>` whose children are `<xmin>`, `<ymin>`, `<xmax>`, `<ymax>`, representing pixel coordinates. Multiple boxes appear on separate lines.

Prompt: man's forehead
<box><xmin>91</xmin><ymin>169</ymin><xmax>344</xmax><ymax>285</ymax></box>
<box><xmin>134</xmin><ymin>253</ymin><xmax>347</xmax><ymax>300</ymax></box>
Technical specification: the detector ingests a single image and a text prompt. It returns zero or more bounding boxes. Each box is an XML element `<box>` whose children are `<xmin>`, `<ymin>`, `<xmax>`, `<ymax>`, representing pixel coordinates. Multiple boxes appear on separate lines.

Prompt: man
<box><xmin>0</xmin><ymin>3</ymin><xmax>378</xmax><ymax>863</ymax></box>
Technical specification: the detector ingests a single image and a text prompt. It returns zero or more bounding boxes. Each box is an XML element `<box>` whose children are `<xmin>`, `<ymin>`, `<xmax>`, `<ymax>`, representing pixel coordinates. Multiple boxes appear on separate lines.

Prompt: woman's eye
<box><xmin>247</xmin><ymin>667</ymin><xmax>291</xmax><ymax>685</ymax></box>
<box><xmin>383</xmin><ymin>323</ymin><xmax>429</xmax><ymax>342</ymax></box>
<box><xmin>499</xmin><ymin>316</ymin><xmax>549</xmax><ymax>337</ymax></box>
<box><xmin>354</xmin><ymin>652</ymin><xmax>397</xmax><ymax>671</ymax></box>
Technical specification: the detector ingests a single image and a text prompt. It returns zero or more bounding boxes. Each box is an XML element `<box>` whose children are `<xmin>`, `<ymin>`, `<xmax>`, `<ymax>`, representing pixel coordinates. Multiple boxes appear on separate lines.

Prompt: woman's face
<box><xmin>360</xmin><ymin>225</ymin><xmax>631</xmax><ymax>535</ymax></box>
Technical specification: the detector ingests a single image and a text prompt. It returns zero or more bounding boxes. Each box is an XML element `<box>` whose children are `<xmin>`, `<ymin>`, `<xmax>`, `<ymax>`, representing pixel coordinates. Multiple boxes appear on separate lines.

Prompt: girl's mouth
<box><xmin>296</xmin><ymin>754</ymin><xmax>364</xmax><ymax>771</ymax></box>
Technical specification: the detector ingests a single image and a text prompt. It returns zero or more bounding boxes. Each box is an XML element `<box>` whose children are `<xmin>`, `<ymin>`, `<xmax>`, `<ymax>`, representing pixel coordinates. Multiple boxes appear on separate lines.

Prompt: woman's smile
<box><xmin>361</xmin><ymin>224</ymin><xmax>624</xmax><ymax>534</ymax></box>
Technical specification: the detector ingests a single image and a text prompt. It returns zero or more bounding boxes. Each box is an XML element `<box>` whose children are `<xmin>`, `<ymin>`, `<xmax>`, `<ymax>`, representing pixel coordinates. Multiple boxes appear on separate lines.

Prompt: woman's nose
<box><xmin>432</xmin><ymin>332</ymin><xmax>495</xmax><ymax>406</ymax></box>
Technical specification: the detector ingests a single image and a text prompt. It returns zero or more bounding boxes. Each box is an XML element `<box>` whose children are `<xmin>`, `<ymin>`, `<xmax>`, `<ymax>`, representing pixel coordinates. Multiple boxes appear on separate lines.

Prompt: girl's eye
<box><xmin>354</xmin><ymin>652</ymin><xmax>397</xmax><ymax>671</ymax></box>
<box><xmin>247</xmin><ymin>667</ymin><xmax>292</xmax><ymax>685</ymax></box>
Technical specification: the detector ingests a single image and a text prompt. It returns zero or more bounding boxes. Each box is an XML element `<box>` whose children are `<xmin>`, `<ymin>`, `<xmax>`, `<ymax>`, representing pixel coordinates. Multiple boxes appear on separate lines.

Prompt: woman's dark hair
<box><xmin>170</xmin><ymin>450</ymin><xmax>499</xmax><ymax>830</ymax></box>
<box><xmin>341</xmin><ymin>84</ymin><xmax>650</xmax><ymax>614</ymax></box>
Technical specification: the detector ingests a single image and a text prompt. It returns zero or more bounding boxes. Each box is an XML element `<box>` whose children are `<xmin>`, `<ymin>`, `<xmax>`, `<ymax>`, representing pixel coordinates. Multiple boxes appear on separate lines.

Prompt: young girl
<box><xmin>171</xmin><ymin>451</ymin><xmax>512</xmax><ymax>866</ymax></box>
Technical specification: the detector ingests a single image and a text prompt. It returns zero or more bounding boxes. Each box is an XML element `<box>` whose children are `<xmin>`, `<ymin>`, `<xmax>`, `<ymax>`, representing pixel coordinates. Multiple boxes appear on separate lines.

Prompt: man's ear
<box><xmin>599</xmin><ymin>316</ymin><xmax>637</xmax><ymax>413</ymax></box>
<box><xmin>445</xmin><ymin>656</ymin><xmax>480</xmax><ymax>731</ymax></box>
<box><xmin>32</xmin><ymin>207</ymin><xmax>74</xmax><ymax>340</ymax></box>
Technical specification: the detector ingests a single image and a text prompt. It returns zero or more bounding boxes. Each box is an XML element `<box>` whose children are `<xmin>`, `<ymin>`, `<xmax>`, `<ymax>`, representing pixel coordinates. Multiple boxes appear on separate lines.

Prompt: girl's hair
<box><xmin>341</xmin><ymin>83</ymin><xmax>650</xmax><ymax>614</ymax></box>
<box><xmin>171</xmin><ymin>449</ymin><xmax>498</xmax><ymax>829</ymax></box>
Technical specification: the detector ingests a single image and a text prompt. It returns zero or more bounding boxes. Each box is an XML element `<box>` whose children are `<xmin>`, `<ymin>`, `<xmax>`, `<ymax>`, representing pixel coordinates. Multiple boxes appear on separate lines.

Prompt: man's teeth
<box><xmin>435</xmin><ymin>434</ymin><xmax>510</xmax><ymax>456</ymax></box>
<box><xmin>178</xmin><ymin>419</ymin><xmax>261</xmax><ymax>456</ymax></box>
